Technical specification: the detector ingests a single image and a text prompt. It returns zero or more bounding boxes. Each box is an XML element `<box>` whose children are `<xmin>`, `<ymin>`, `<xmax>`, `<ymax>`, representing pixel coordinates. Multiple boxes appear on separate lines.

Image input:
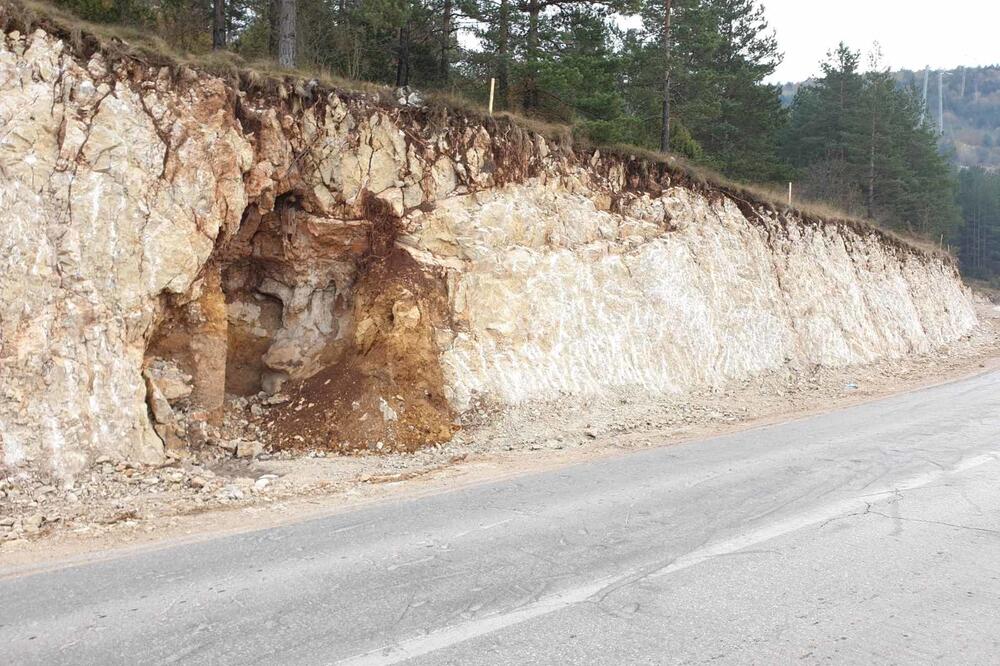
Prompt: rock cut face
<box><xmin>0</xmin><ymin>26</ymin><xmax>979</xmax><ymax>477</ymax></box>
<box><xmin>414</xmin><ymin>184</ymin><xmax>977</xmax><ymax>410</ymax></box>
<box><xmin>0</xmin><ymin>28</ymin><xmax>251</xmax><ymax>474</ymax></box>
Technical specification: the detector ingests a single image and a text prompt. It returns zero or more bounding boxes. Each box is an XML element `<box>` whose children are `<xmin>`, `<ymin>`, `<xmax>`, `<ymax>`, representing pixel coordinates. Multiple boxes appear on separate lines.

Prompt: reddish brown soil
<box><xmin>263</xmin><ymin>198</ymin><xmax>457</xmax><ymax>453</ymax></box>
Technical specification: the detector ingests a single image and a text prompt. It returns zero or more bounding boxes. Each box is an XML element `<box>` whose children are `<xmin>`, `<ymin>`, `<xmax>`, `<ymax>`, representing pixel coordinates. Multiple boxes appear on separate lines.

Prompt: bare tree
<box><xmin>278</xmin><ymin>0</ymin><xmax>297</xmax><ymax>68</ymax></box>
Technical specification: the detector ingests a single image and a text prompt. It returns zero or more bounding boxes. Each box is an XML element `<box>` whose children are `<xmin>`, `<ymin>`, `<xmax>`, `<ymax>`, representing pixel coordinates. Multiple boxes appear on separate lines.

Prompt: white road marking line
<box><xmin>650</xmin><ymin>452</ymin><xmax>1000</xmax><ymax>580</ymax></box>
<box><xmin>335</xmin><ymin>575</ymin><xmax>625</xmax><ymax>666</ymax></box>
<box><xmin>335</xmin><ymin>451</ymin><xmax>999</xmax><ymax>665</ymax></box>
<box><xmin>386</xmin><ymin>556</ymin><xmax>435</xmax><ymax>572</ymax></box>
<box><xmin>451</xmin><ymin>518</ymin><xmax>514</xmax><ymax>540</ymax></box>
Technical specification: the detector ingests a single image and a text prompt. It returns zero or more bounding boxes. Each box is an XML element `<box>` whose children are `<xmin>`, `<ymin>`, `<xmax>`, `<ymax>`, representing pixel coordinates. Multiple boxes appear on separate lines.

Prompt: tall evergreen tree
<box><xmin>534</xmin><ymin>8</ymin><xmax>626</xmax><ymax>134</ymax></box>
<box><xmin>692</xmin><ymin>0</ymin><xmax>785</xmax><ymax>181</ymax></box>
<box><xmin>465</xmin><ymin>0</ymin><xmax>526</xmax><ymax>111</ymax></box>
<box><xmin>784</xmin><ymin>44</ymin><xmax>960</xmax><ymax>234</ymax></box>
<box><xmin>622</xmin><ymin>0</ymin><xmax>786</xmax><ymax>178</ymax></box>
<box><xmin>956</xmin><ymin>168</ymin><xmax>1000</xmax><ymax>279</ymax></box>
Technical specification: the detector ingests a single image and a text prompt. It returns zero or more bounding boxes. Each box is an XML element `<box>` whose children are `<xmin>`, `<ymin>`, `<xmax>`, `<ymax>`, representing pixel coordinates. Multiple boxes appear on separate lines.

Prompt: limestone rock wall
<box><xmin>0</xmin><ymin>25</ymin><xmax>978</xmax><ymax>476</ymax></box>
<box><xmin>413</xmin><ymin>185</ymin><xmax>975</xmax><ymax>409</ymax></box>
<box><xmin>0</xmin><ymin>27</ymin><xmax>251</xmax><ymax>473</ymax></box>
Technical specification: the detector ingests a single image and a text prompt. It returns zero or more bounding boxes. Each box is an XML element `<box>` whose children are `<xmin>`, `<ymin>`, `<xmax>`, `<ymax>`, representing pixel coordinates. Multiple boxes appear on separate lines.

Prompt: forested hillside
<box><xmin>15</xmin><ymin>0</ymin><xmax>1000</xmax><ymax>280</ymax></box>
<box><xmin>782</xmin><ymin>63</ymin><xmax>1000</xmax><ymax>281</ymax></box>
<box><xmin>895</xmin><ymin>66</ymin><xmax>1000</xmax><ymax>171</ymax></box>
<box><xmin>783</xmin><ymin>66</ymin><xmax>1000</xmax><ymax>171</ymax></box>
<box><xmin>899</xmin><ymin>66</ymin><xmax>1000</xmax><ymax>281</ymax></box>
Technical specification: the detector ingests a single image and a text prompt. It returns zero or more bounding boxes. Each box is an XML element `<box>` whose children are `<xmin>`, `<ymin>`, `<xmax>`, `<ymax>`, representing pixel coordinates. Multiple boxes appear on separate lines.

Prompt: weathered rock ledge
<box><xmin>0</xmin><ymin>20</ymin><xmax>978</xmax><ymax>477</ymax></box>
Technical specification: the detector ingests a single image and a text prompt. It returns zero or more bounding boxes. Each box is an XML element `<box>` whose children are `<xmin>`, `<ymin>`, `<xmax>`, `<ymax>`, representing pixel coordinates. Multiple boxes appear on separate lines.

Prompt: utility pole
<box><xmin>659</xmin><ymin>0</ymin><xmax>672</xmax><ymax>153</ymax></box>
<box><xmin>938</xmin><ymin>70</ymin><xmax>945</xmax><ymax>136</ymax></box>
<box><xmin>920</xmin><ymin>66</ymin><xmax>929</xmax><ymax>124</ymax></box>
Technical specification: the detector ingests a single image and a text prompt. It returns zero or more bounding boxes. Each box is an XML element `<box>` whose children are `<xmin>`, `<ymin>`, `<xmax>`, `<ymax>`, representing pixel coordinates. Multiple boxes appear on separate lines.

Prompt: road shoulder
<box><xmin>2</xmin><ymin>304</ymin><xmax>999</xmax><ymax>573</ymax></box>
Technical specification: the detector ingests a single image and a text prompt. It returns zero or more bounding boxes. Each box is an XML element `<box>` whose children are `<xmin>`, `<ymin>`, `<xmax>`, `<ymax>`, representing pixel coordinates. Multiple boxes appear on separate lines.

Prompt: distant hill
<box><xmin>779</xmin><ymin>65</ymin><xmax>1000</xmax><ymax>171</ymax></box>
<box><xmin>895</xmin><ymin>66</ymin><xmax>1000</xmax><ymax>171</ymax></box>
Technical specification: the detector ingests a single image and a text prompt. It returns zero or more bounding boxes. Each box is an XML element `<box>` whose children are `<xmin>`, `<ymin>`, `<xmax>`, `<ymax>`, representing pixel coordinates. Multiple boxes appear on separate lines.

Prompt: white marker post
<box><xmin>788</xmin><ymin>182</ymin><xmax>792</xmax><ymax>206</ymax></box>
<box><xmin>488</xmin><ymin>78</ymin><xmax>496</xmax><ymax>116</ymax></box>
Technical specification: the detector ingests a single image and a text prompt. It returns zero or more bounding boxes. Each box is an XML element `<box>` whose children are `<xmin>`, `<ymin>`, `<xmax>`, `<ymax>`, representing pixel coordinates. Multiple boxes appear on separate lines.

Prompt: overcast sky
<box><xmin>761</xmin><ymin>0</ymin><xmax>1000</xmax><ymax>83</ymax></box>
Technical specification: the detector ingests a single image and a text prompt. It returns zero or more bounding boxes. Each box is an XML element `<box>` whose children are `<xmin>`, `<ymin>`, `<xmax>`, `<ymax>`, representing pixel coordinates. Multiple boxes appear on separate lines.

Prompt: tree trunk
<box><xmin>226</xmin><ymin>0</ymin><xmax>235</xmax><ymax>48</ymax></box>
<box><xmin>525</xmin><ymin>0</ymin><xmax>539</xmax><ymax>110</ymax></box>
<box><xmin>268</xmin><ymin>0</ymin><xmax>279</xmax><ymax>58</ymax></box>
<box><xmin>395</xmin><ymin>24</ymin><xmax>411</xmax><ymax>87</ymax></box>
<box><xmin>659</xmin><ymin>0</ymin><xmax>672</xmax><ymax>153</ymax></box>
<box><xmin>212</xmin><ymin>0</ymin><xmax>226</xmax><ymax>50</ymax></box>
<box><xmin>440</xmin><ymin>0</ymin><xmax>452</xmax><ymax>82</ymax></box>
<box><xmin>497</xmin><ymin>0</ymin><xmax>510</xmax><ymax>109</ymax></box>
<box><xmin>277</xmin><ymin>0</ymin><xmax>296</xmax><ymax>68</ymax></box>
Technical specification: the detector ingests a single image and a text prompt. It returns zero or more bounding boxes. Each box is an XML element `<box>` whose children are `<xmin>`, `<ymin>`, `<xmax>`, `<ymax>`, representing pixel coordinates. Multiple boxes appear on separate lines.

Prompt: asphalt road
<box><xmin>4</xmin><ymin>370</ymin><xmax>1000</xmax><ymax>665</ymax></box>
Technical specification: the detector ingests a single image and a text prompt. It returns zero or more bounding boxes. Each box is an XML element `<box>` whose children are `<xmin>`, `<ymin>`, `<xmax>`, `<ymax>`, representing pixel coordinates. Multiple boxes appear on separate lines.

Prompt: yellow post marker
<box><xmin>488</xmin><ymin>78</ymin><xmax>496</xmax><ymax>116</ymax></box>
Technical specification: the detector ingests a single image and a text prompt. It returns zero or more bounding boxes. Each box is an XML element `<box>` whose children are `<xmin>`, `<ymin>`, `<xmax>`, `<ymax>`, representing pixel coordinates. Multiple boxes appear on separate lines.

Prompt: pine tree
<box><xmin>692</xmin><ymin>0</ymin><xmax>786</xmax><ymax>180</ymax></box>
<box><xmin>465</xmin><ymin>0</ymin><xmax>526</xmax><ymax>111</ymax></box>
<box><xmin>534</xmin><ymin>8</ymin><xmax>626</xmax><ymax>133</ymax></box>
<box><xmin>621</xmin><ymin>0</ymin><xmax>786</xmax><ymax>177</ymax></box>
<box><xmin>784</xmin><ymin>43</ymin><xmax>961</xmax><ymax>233</ymax></box>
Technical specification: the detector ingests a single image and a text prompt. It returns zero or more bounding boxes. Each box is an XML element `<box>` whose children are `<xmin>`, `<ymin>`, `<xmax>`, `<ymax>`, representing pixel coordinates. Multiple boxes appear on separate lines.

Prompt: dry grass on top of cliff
<box><xmin>0</xmin><ymin>0</ymin><xmax>389</xmax><ymax>96</ymax></box>
<box><xmin>0</xmin><ymin>0</ymin><xmax>955</xmax><ymax>266</ymax></box>
<box><xmin>0</xmin><ymin>0</ymin><xmax>576</xmax><ymax>146</ymax></box>
<box><xmin>729</xmin><ymin>180</ymin><xmax>956</xmax><ymax>263</ymax></box>
<box><xmin>593</xmin><ymin>143</ymin><xmax>957</xmax><ymax>264</ymax></box>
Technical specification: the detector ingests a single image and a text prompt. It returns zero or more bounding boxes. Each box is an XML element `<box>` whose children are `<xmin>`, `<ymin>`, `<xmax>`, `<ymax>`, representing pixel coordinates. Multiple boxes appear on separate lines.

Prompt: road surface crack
<box><xmin>867</xmin><ymin>511</ymin><xmax>1000</xmax><ymax>536</ymax></box>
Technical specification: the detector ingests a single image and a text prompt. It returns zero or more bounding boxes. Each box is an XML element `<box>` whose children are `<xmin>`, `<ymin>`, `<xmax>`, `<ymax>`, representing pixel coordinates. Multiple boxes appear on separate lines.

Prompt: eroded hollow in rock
<box><xmin>259</xmin><ymin>195</ymin><xmax>457</xmax><ymax>453</ymax></box>
<box><xmin>216</xmin><ymin>192</ymin><xmax>364</xmax><ymax>398</ymax></box>
<box><xmin>143</xmin><ymin>192</ymin><xmax>456</xmax><ymax>455</ymax></box>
